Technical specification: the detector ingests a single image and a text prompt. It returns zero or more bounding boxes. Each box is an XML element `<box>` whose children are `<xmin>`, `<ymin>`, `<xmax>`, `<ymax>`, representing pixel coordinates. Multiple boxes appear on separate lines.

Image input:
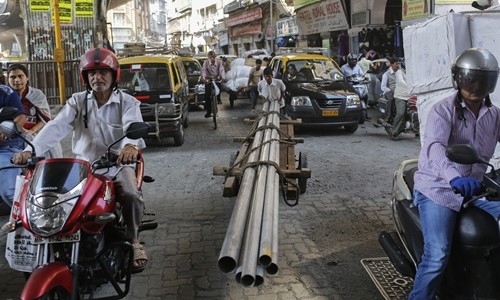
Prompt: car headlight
<box><xmin>27</xmin><ymin>179</ymin><xmax>86</xmax><ymax>236</ymax></box>
<box><xmin>330</xmin><ymin>71</ymin><xmax>344</xmax><ymax>81</ymax></box>
<box><xmin>346</xmin><ymin>95</ymin><xmax>361</xmax><ymax>108</ymax></box>
<box><xmin>195</xmin><ymin>84</ymin><xmax>205</xmax><ymax>94</ymax></box>
<box><xmin>157</xmin><ymin>103</ymin><xmax>176</xmax><ymax>115</ymax></box>
<box><xmin>291</xmin><ymin>96</ymin><xmax>312</xmax><ymax>106</ymax></box>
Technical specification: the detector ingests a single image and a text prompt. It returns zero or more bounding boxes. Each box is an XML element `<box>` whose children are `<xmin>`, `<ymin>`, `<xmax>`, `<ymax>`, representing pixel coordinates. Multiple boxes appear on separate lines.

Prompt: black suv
<box><xmin>270</xmin><ymin>53</ymin><xmax>363</xmax><ymax>133</ymax></box>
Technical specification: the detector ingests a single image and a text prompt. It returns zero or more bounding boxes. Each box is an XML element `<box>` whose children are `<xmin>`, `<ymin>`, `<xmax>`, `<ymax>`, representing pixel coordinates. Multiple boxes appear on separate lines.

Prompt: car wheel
<box><xmin>183</xmin><ymin>113</ymin><xmax>189</xmax><ymax>129</ymax></box>
<box><xmin>344</xmin><ymin>124</ymin><xmax>358</xmax><ymax>133</ymax></box>
<box><xmin>173</xmin><ymin>124</ymin><xmax>185</xmax><ymax>146</ymax></box>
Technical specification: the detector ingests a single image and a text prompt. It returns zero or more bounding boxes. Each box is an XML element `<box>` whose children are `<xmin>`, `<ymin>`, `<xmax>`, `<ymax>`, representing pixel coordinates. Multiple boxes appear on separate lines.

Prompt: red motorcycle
<box><xmin>1</xmin><ymin>110</ymin><xmax>156</xmax><ymax>300</ymax></box>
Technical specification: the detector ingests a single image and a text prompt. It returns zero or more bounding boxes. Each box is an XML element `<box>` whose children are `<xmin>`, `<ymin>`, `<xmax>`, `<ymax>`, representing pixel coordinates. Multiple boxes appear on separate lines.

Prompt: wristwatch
<box><xmin>125</xmin><ymin>144</ymin><xmax>139</xmax><ymax>151</ymax></box>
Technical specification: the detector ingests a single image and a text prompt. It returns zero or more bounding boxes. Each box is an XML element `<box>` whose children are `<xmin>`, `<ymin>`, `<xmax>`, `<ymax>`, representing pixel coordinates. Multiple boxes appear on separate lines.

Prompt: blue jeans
<box><xmin>408</xmin><ymin>190</ymin><xmax>500</xmax><ymax>299</ymax></box>
<box><xmin>0</xmin><ymin>146</ymin><xmax>23</xmax><ymax>207</ymax></box>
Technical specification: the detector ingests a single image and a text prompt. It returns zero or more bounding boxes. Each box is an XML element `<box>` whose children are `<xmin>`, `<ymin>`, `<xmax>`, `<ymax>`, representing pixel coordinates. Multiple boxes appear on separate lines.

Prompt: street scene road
<box><xmin>0</xmin><ymin>94</ymin><xmax>421</xmax><ymax>299</ymax></box>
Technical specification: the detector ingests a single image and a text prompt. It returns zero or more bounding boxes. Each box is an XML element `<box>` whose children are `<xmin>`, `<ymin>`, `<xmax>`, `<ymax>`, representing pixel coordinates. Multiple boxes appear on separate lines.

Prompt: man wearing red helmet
<box><xmin>12</xmin><ymin>47</ymin><xmax>148</xmax><ymax>273</ymax></box>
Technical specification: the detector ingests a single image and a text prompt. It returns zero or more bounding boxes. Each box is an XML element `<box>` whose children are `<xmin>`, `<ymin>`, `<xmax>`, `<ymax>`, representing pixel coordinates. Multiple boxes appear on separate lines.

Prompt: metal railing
<box><xmin>19</xmin><ymin>60</ymin><xmax>84</xmax><ymax>105</ymax></box>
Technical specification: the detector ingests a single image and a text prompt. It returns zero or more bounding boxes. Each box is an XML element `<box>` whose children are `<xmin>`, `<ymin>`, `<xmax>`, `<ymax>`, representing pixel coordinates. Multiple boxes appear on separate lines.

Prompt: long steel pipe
<box><xmin>218</xmin><ymin>101</ymin><xmax>271</xmax><ymax>273</ymax></box>
<box><xmin>259</xmin><ymin>101</ymin><xmax>280</xmax><ymax>267</ymax></box>
<box><xmin>240</xmin><ymin>102</ymin><xmax>276</xmax><ymax>287</ymax></box>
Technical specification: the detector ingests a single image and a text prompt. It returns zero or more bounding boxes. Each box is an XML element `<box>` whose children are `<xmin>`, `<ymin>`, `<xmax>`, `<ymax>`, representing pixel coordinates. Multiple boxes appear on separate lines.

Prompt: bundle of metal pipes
<box><xmin>218</xmin><ymin>100</ymin><xmax>282</xmax><ymax>287</ymax></box>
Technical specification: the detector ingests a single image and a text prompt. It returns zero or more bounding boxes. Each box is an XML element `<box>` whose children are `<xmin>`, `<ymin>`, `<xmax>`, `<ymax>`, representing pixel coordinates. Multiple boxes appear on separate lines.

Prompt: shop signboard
<box><xmin>219</xmin><ymin>32</ymin><xmax>229</xmax><ymax>46</ymax></box>
<box><xmin>296</xmin><ymin>0</ymin><xmax>348</xmax><ymax>35</ymax></box>
<box><xmin>226</xmin><ymin>7</ymin><xmax>262</xmax><ymax>27</ymax></box>
<box><xmin>231</xmin><ymin>22</ymin><xmax>261</xmax><ymax>37</ymax></box>
<box><xmin>402</xmin><ymin>0</ymin><xmax>431</xmax><ymax>21</ymax></box>
<box><xmin>277</xmin><ymin>17</ymin><xmax>299</xmax><ymax>37</ymax></box>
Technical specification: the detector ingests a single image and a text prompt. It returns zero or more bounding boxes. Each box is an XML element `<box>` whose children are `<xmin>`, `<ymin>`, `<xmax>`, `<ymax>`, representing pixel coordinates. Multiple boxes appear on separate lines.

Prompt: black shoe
<box><xmin>217</xmin><ymin>100</ymin><xmax>222</xmax><ymax>104</ymax></box>
<box><xmin>365</xmin><ymin>114</ymin><xmax>372</xmax><ymax>120</ymax></box>
<box><xmin>204</xmin><ymin>113</ymin><xmax>212</xmax><ymax>118</ymax></box>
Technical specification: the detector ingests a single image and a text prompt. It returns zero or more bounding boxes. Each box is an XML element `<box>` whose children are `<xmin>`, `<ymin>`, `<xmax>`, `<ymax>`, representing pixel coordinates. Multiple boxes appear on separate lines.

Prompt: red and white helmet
<box><xmin>79</xmin><ymin>47</ymin><xmax>120</xmax><ymax>88</ymax></box>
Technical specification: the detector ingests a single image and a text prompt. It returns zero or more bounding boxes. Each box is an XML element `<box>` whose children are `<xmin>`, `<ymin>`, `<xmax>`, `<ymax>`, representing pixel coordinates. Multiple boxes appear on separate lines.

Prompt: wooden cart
<box><xmin>213</xmin><ymin>118</ymin><xmax>311</xmax><ymax>201</ymax></box>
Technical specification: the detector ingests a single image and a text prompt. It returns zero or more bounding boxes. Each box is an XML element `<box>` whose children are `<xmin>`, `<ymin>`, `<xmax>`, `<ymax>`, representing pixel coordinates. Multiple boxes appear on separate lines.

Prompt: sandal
<box><xmin>132</xmin><ymin>242</ymin><xmax>148</xmax><ymax>273</ymax></box>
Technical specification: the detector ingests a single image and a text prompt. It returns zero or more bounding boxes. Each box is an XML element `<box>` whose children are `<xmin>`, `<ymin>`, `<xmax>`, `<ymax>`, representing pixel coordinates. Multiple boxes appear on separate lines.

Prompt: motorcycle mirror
<box><xmin>0</xmin><ymin>120</ymin><xmax>21</xmax><ymax>139</ymax></box>
<box><xmin>0</xmin><ymin>107</ymin><xmax>19</xmax><ymax>122</ymax></box>
<box><xmin>125</xmin><ymin>122</ymin><xmax>152</xmax><ymax>140</ymax></box>
<box><xmin>446</xmin><ymin>144</ymin><xmax>483</xmax><ymax>165</ymax></box>
<box><xmin>105</xmin><ymin>122</ymin><xmax>151</xmax><ymax>160</ymax></box>
<box><xmin>446</xmin><ymin>144</ymin><xmax>497</xmax><ymax>178</ymax></box>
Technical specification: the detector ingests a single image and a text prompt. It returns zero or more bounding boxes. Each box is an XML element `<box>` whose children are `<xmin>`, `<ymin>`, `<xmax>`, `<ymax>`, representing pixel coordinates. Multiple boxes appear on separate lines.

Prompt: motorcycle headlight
<box><xmin>27</xmin><ymin>179</ymin><xmax>85</xmax><ymax>237</ymax></box>
<box><xmin>195</xmin><ymin>84</ymin><xmax>205</xmax><ymax>94</ymax></box>
<box><xmin>291</xmin><ymin>96</ymin><xmax>312</xmax><ymax>106</ymax></box>
<box><xmin>346</xmin><ymin>95</ymin><xmax>361</xmax><ymax>108</ymax></box>
<box><xmin>157</xmin><ymin>103</ymin><xmax>176</xmax><ymax>116</ymax></box>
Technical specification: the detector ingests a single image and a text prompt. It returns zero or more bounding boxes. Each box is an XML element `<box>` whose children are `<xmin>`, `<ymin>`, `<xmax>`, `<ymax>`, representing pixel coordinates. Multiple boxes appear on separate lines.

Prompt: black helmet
<box><xmin>451</xmin><ymin>48</ymin><xmax>499</xmax><ymax>94</ymax></box>
<box><xmin>347</xmin><ymin>53</ymin><xmax>358</xmax><ymax>62</ymax></box>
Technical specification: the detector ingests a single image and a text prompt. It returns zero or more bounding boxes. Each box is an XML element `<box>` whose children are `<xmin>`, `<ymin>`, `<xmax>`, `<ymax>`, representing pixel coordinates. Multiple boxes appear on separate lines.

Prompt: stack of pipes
<box><xmin>218</xmin><ymin>100</ymin><xmax>281</xmax><ymax>287</ymax></box>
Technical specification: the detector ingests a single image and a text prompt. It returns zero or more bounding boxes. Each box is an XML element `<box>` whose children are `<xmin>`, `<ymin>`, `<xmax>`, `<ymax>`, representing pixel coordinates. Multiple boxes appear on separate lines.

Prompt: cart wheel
<box><xmin>298</xmin><ymin>152</ymin><xmax>307</xmax><ymax>194</ymax></box>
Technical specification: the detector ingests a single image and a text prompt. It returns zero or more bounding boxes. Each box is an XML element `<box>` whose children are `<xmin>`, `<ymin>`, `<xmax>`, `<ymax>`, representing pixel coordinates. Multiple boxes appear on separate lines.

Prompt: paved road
<box><xmin>0</xmin><ymin>94</ymin><xmax>421</xmax><ymax>299</ymax></box>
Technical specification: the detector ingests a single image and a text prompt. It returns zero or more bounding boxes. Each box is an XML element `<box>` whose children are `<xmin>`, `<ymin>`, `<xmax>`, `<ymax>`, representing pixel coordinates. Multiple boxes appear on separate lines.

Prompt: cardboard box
<box><xmin>403</xmin><ymin>13</ymin><xmax>470</xmax><ymax>95</ymax></box>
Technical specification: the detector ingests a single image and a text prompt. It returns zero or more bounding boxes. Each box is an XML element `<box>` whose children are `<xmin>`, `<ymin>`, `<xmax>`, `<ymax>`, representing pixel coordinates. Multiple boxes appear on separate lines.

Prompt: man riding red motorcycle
<box><xmin>10</xmin><ymin>47</ymin><xmax>150</xmax><ymax>293</ymax></box>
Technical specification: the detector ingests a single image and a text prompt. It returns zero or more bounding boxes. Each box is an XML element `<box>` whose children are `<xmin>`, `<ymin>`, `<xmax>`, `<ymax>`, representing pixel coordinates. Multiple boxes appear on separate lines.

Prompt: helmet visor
<box><xmin>457</xmin><ymin>69</ymin><xmax>498</xmax><ymax>94</ymax></box>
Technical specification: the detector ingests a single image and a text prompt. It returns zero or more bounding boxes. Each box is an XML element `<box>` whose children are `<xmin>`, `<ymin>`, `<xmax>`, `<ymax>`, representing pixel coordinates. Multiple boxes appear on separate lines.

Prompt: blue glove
<box><xmin>450</xmin><ymin>177</ymin><xmax>482</xmax><ymax>200</ymax></box>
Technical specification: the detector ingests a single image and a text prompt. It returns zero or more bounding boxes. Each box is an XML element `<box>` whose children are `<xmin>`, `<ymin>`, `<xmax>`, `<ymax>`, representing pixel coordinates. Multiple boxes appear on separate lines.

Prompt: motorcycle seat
<box><xmin>402</xmin><ymin>167</ymin><xmax>422</xmax><ymax>231</ymax></box>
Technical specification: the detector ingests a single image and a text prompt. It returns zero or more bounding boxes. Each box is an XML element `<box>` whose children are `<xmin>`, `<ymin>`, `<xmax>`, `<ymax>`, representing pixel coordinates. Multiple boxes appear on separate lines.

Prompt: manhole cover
<box><xmin>361</xmin><ymin>257</ymin><xmax>413</xmax><ymax>300</ymax></box>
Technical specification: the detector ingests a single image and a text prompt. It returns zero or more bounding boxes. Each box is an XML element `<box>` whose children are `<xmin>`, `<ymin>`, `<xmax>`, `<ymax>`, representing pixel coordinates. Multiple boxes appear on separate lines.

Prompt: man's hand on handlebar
<box><xmin>117</xmin><ymin>144</ymin><xmax>140</xmax><ymax>166</ymax></box>
<box><xmin>12</xmin><ymin>151</ymin><xmax>32</xmax><ymax>165</ymax></box>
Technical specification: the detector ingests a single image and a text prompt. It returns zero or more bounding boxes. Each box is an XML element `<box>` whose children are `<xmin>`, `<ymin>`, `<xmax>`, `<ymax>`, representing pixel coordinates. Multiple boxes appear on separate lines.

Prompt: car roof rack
<box><xmin>276</xmin><ymin>47</ymin><xmax>328</xmax><ymax>56</ymax></box>
<box><xmin>116</xmin><ymin>43</ymin><xmax>186</xmax><ymax>57</ymax></box>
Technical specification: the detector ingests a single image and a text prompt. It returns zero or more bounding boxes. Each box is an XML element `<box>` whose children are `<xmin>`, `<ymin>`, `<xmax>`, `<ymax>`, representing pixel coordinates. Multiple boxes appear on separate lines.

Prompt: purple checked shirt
<box><xmin>414</xmin><ymin>92</ymin><xmax>500</xmax><ymax>211</ymax></box>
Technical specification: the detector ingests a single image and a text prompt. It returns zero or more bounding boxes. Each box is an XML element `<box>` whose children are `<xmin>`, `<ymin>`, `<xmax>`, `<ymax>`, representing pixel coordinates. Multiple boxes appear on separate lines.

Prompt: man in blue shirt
<box><xmin>0</xmin><ymin>84</ymin><xmax>26</xmax><ymax>207</ymax></box>
<box><xmin>340</xmin><ymin>53</ymin><xmax>364</xmax><ymax>78</ymax></box>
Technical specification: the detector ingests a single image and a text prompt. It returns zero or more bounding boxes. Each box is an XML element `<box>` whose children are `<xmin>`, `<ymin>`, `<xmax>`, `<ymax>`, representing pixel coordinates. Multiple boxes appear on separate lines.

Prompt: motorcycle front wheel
<box><xmin>35</xmin><ymin>287</ymin><xmax>71</xmax><ymax>300</ymax></box>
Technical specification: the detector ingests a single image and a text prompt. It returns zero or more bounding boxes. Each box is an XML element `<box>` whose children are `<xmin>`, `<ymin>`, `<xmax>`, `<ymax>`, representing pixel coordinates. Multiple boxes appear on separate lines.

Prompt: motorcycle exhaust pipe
<box><xmin>379</xmin><ymin>231</ymin><xmax>415</xmax><ymax>277</ymax></box>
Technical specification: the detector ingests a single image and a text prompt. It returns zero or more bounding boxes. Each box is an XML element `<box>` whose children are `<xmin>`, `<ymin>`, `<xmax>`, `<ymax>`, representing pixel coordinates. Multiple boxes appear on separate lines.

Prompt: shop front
<box><xmin>224</xmin><ymin>6</ymin><xmax>263</xmax><ymax>57</ymax></box>
<box><xmin>348</xmin><ymin>0</ymin><xmax>407</xmax><ymax>58</ymax></box>
<box><xmin>294</xmin><ymin>0</ymin><xmax>349</xmax><ymax>58</ymax></box>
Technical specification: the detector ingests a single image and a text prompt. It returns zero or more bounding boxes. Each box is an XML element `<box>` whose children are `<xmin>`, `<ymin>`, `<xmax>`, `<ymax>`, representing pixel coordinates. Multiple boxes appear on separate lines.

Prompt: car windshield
<box><xmin>118</xmin><ymin>63</ymin><xmax>171</xmax><ymax>93</ymax></box>
<box><xmin>285</xmin><ymin>59</ymin><xmax>344</xmax><ymax>82</ymax></box>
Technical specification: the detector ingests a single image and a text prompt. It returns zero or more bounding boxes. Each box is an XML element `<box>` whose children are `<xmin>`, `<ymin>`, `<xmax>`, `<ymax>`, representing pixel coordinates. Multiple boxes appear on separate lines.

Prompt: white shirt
<box><xmin>26</xmin><ymin>90</ymin><xmax>145</xmax><ymax>163</ymax></box>
<box><xmin>258</xmin><ymin>78</ymin><xmax>286</xmax><ymax>108</ymax></box>
<box><xmin>357</xmin><ymin>58</ymin><xmax>373</xmax><ymax>74</ymax></box>
<box><xmin>394</xmin><ymin>69</ymin><xmax>411</xmax><ymax>100</ymax></box>
<box><xmin>381</xmin><ymin>68</ymin><xmax>396</xmax><ymax>94</ymax></box>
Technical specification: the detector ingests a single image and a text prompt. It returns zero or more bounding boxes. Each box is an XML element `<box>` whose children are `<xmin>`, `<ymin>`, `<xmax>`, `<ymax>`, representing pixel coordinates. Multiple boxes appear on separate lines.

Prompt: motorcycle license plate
<box><xmin>322</xmin><ymin>110</ymin><xmax>338</xmax><ymax>117</ymax></box>
<box><xmin>32</xmin><ymin>231</ymin><xmax>81</xmax><ymax>244</ymax></box>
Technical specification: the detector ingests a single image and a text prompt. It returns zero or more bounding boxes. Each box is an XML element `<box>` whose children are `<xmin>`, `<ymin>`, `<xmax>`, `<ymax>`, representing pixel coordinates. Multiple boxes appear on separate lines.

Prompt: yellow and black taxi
<box><xmin>117</xmin><ymin>55</ymin><xmax>190</xmax><ymax>146</ymax></box>
<box><xmin>269</xmin><ymin>52</ymin><xmax>363</xmax><ymax>133</ymax></box>
<box><xmin>179</xmin><ymin>56</ymin><xmax>204</xmax><ymax>108</ymax></box>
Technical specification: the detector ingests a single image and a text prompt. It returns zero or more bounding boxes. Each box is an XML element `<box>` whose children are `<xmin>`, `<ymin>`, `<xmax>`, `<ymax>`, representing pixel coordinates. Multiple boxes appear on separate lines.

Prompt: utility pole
<box><xmin>270</xmin><ymin>0</ymin><xmax>274</xmax><ymax>53</ymax></box>
<box><xmin>52</xmin><ymin>0</ymin><xmax>66</xmax><ymax>104</ymax></box>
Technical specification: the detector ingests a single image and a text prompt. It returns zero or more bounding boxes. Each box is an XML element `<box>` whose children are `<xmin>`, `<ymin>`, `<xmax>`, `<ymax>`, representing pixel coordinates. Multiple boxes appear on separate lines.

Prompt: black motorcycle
<box><xmin>378</xmin><ymin>144</ymin><xmax>500</xmax><ymax>299</ymax></box>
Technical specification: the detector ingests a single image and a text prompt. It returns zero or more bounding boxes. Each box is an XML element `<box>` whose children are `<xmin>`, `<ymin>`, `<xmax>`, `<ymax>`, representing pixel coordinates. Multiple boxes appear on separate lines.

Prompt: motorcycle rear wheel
<box><xmin>35</xmin><ymin>287</ymin><xmax>71</xmax><ymax>300</ymax></box>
